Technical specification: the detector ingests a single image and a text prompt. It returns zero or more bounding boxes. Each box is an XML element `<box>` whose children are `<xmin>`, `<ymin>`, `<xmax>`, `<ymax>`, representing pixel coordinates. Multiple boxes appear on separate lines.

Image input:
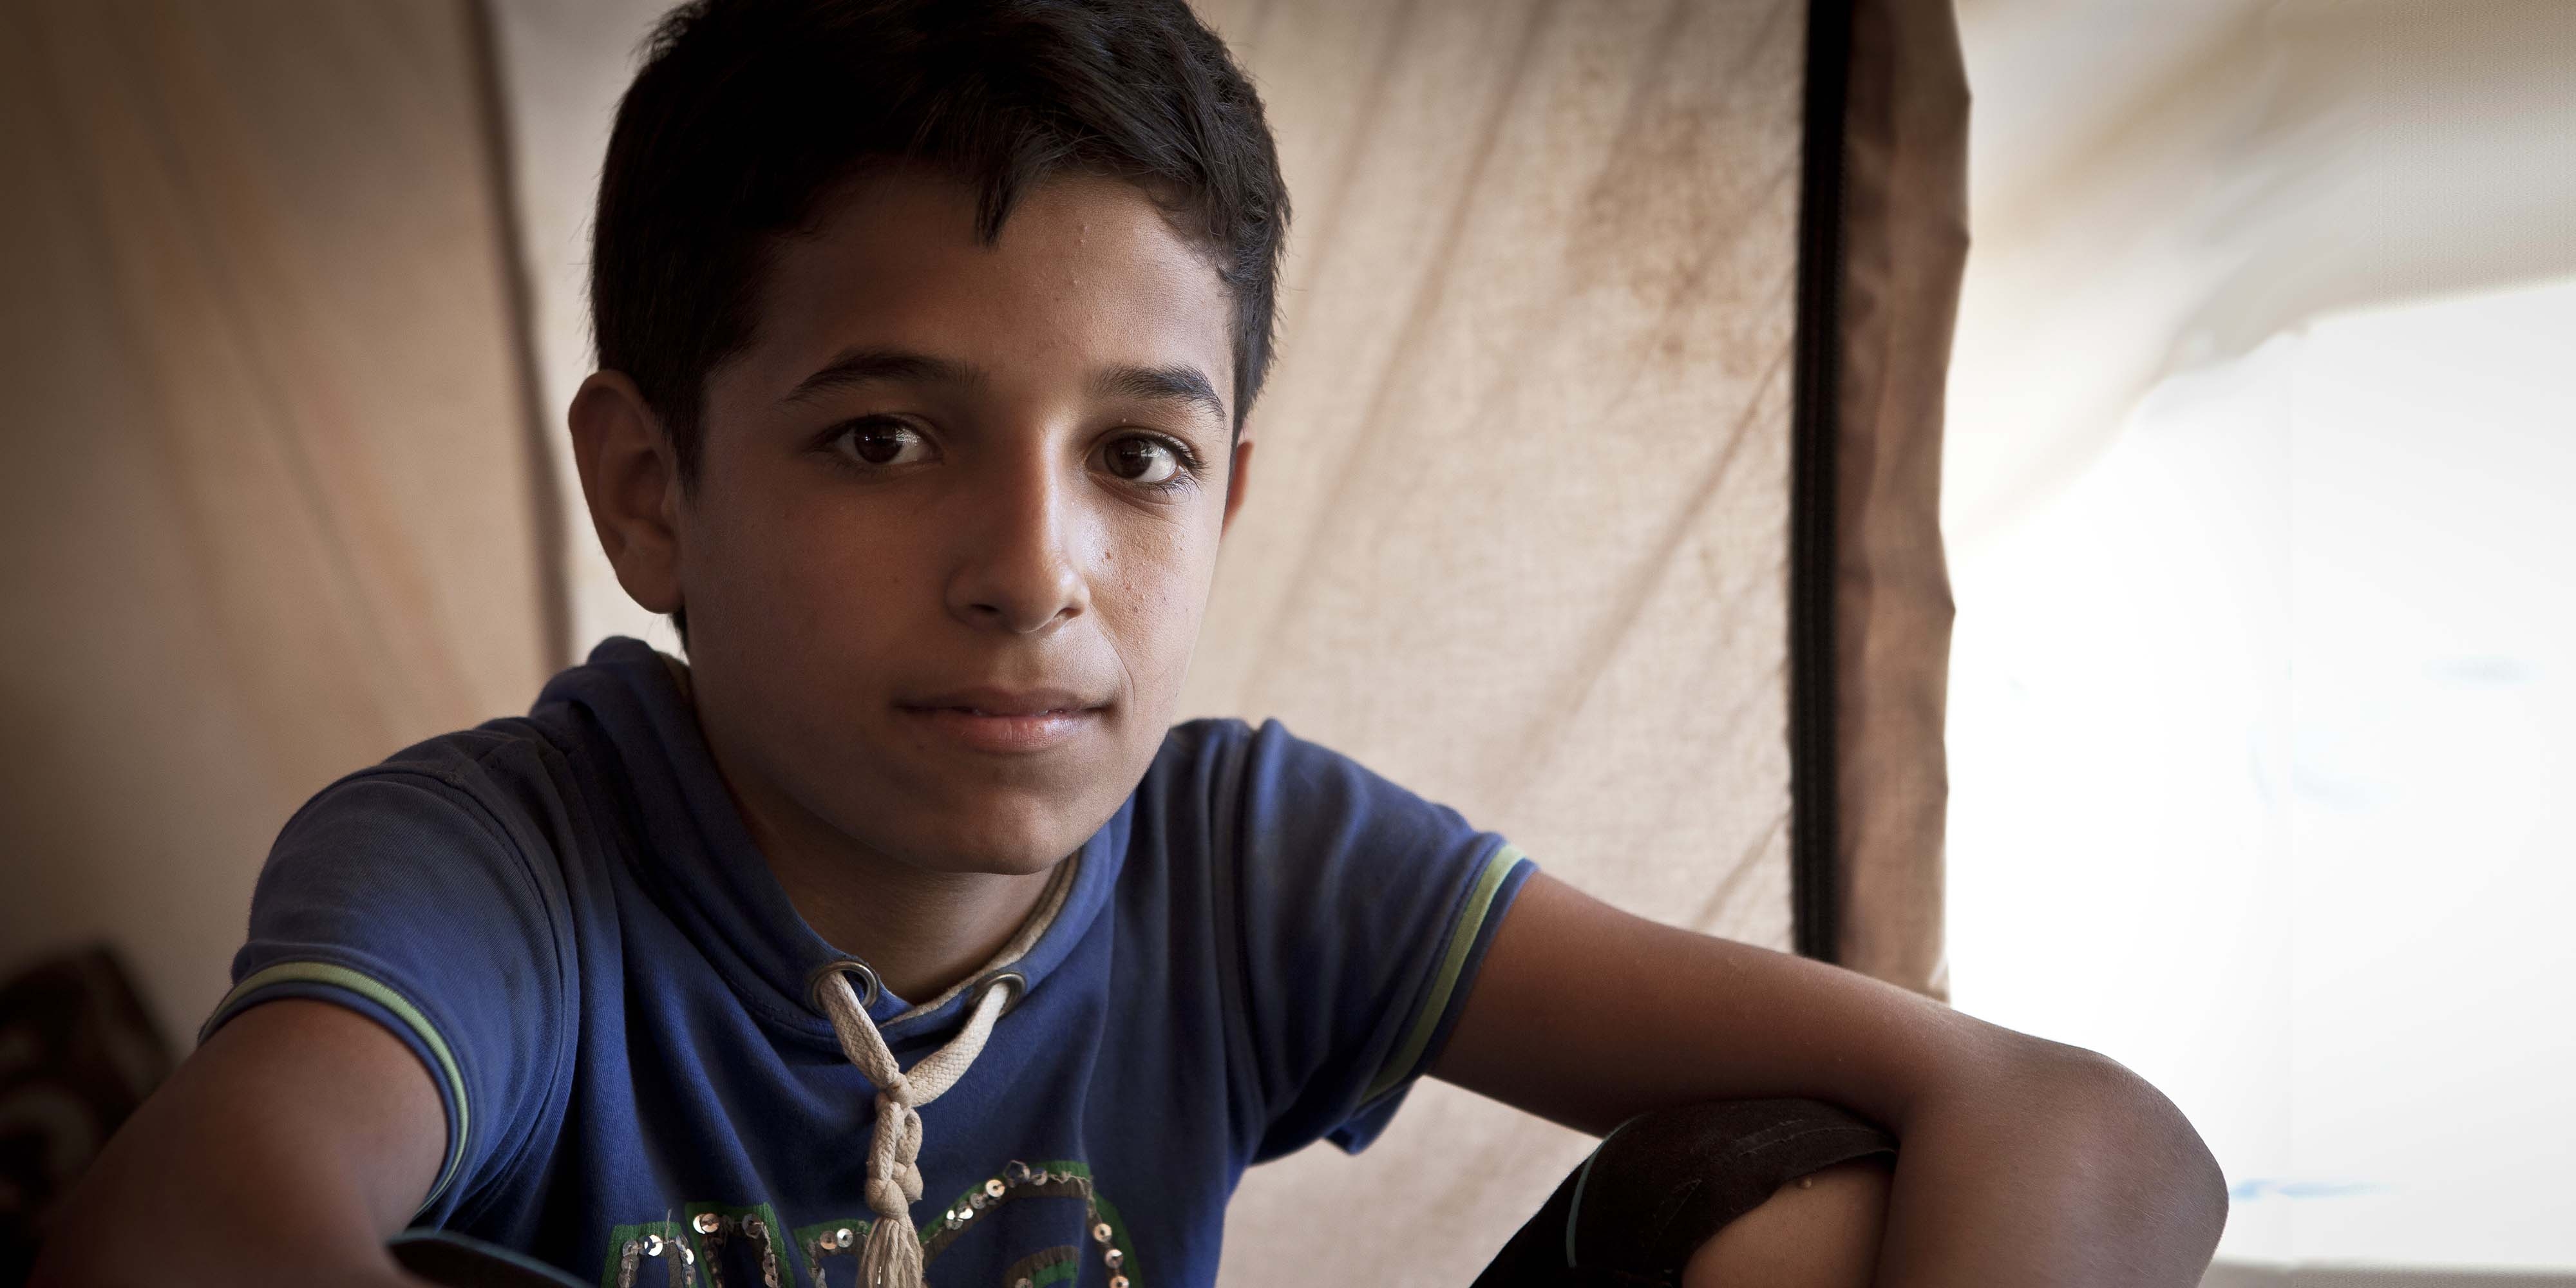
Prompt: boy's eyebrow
<box><xmin>1091</xmin><ymin>363</ymin><xmax>1229</xmax><ymax>426</ymax></box>
<box><xmin>782</xmin><ymin>347</ymin><xmax>989</xmax><ymax>403</ymax></box>
<box><xmin>782</xmin><ymin>348</ymin><xmax>1227</xmax><ymax>426</ymax></box>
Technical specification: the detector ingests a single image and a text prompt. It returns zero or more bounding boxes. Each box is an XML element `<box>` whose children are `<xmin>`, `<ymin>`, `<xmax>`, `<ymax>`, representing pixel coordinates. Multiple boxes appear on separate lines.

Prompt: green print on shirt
<box><xmin>599</xmin><ymin>1160</ymin><xmax>1141</xmax><ymax>1288</ymax></box>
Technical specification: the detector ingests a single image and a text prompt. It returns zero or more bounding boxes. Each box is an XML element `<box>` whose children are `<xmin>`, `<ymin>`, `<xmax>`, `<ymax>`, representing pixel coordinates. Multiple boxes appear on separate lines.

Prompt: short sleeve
<box><xmin>1213</xmin><ymin>720</ymin><xmax>1536</xmax><ymax>1160</ymax></box>
<box><xmin>200</xmin><ymin>768</ymin><xmax>571</xmax><ymax>1220</ymax></box>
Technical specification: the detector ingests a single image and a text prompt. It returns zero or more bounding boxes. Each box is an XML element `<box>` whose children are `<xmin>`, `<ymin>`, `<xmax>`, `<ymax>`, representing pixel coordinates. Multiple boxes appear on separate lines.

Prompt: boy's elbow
<box><xmin>28</xmin><ymin>1258</ymin><xmax>158</xmax><ymax>1288</ymax></box>
<box><xmin>26</xmin><ymin>1255</ymin><xmax>89</xmax><ymax>1288</ymax></box>
<box><xmin>31</xmin><ymin>1185</ymin><xmax>157</xmax><ymax>1288</ymax></box>
<box><xmin>31</xmin><ymin>1233</ymin><xmax>421</xmax><ymax>1288</ymax></box>
<box><xmin>30</xmin><ymin>1237</ymin><xmax>165</xmax><ymax>1288</ymax></box>
<box><xmin>2023</xmin><ymin>1039</ymin><xmax>2230</xmax><ymax>1244</ymax></box>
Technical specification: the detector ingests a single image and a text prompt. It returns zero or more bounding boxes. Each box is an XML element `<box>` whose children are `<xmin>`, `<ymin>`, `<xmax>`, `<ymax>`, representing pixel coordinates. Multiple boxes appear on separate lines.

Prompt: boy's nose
<box><xmin>944</xmin><ymin>460</ymin><xmax>1090</xmax><ymax>636</ymax></box>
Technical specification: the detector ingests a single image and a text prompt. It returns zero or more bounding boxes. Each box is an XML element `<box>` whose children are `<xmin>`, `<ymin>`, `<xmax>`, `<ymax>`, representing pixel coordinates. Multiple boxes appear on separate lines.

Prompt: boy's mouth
<box><xmin>898</xmin><ymin>687</ymin><xmax>1105</xmax><ymax>755</ymax></box>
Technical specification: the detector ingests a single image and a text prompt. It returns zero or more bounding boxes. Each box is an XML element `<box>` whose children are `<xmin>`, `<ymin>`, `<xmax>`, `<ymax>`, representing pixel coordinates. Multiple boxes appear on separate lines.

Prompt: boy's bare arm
<box><xmin>1434</xmin><ymin>873</ymin><xmax>2227</xmax><ymax>1287</ymax></box>
<box><xmin>32</xmin><ymin>999</ymin><xmax>444</xmax><ymax>1288</ymax></box>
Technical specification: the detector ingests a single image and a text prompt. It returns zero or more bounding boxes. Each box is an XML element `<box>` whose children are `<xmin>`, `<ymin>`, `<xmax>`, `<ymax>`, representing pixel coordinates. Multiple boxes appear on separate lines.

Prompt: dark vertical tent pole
<box><xmin>1789</xmin><ymin>0</ymin><xmax>1852</xmax><ymax>963</ymax></box>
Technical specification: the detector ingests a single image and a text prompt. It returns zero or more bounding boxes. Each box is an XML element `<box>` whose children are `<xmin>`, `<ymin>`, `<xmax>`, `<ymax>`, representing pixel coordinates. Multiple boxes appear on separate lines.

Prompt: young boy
<box><xmin>35</xmin><ymin>2</ymin><xmax>2224</xmax><ymax>1285</ymax></box>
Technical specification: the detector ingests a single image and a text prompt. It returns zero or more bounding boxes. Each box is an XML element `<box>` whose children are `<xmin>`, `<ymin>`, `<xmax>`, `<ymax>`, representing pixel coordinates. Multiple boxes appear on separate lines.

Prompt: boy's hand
<box><xmin>30</xmin><ymin>999</ymin><xmax>444</xmax><ymax>1288</ymax></box>
<box><xmin>1435</xmin><ymin>873</ymin><xmax>2226</xmax><ymax>1287</ymax></box>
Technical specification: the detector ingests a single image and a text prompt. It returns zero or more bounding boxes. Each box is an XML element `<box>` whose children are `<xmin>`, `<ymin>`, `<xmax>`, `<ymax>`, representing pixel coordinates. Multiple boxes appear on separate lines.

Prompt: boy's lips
<box><xmin>897</xmin><ymin>687</ymin><xmax>1106</xmax><ymax>754</ymax></box>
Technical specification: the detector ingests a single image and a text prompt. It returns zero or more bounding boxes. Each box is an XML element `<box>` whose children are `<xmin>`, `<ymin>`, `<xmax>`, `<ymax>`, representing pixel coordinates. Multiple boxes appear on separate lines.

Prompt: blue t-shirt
<box><xmin>204</xmin><ymin>638</ymin><xmax>1532</xmax><ymax>1288</ymax></box>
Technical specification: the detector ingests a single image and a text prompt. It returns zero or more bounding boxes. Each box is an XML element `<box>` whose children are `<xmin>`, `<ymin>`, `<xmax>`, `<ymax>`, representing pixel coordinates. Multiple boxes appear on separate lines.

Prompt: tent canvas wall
<box><xmin>0</xmin><ymin>0</ymin><xmax>555</xmax><ymax>1043</ymax></box>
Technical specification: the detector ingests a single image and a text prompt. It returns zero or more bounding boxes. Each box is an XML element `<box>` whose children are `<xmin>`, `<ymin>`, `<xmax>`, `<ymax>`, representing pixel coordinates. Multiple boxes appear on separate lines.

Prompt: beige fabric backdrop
<box><xmin>483</xmin><ymin>0</ymin><xmax>685</xmax><ymax>662</ymax></box>
<box><xmin>0</xmin><ymin>0</ymin><xmax>550</xmax><ymax>1043</ymax></box>
<box><xmin>1180</xmin><ymin>2</ymin><xmax>1809</xmax><ymax>1282</ymax></box>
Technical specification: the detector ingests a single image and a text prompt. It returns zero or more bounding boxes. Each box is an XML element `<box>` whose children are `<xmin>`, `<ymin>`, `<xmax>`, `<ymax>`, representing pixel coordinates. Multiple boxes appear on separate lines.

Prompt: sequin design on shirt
<box><xmin>600</xmin><ymin>1160</ymin><xmax>1139</xmax><ymax>1288</ymax></box>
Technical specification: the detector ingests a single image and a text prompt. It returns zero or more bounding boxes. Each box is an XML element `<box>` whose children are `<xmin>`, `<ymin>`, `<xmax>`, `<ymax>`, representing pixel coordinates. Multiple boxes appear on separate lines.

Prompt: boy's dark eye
<box><xmin>1102</xmin><ymin>435</ymin><xmax>1181</xmax><ymax>485</ymax></box>
<box><xmin>833</xmin><ymin>418</ymin><xmax>931</xmax><ymax>467</ymax></box>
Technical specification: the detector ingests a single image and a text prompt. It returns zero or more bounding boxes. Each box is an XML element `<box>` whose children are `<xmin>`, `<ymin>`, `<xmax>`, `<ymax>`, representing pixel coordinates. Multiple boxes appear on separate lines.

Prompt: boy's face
<box><xmin>584</xmin><ymin>171</ymin><xmax>1249</xmax><ymax>878</ymax></box>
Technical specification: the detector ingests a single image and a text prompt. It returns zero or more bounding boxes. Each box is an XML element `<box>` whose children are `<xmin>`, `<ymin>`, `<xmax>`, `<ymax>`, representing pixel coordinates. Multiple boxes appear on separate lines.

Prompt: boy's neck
<box><xmin>759</xmin><ymin>835</ymin><xmax>1056</xmax><ymax>1005</ymax></box>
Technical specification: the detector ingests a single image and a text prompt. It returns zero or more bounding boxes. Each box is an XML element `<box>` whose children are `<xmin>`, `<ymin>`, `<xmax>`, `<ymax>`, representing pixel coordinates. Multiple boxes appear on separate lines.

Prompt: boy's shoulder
<box><xmin>290</xmin><ymin>713</ymin><xmax>594</xmax><ymax>837</ymax></box>
<box><xmin>368</xmin><ymin>715</ymin><xmax>576</xmax><ymax>788</ymax></box>
<box><xmin>290</xmin><ymin>639</ymin><xmax>715</xmax><ymax>857</ymax></box>
<box><xmin>1148</xmin><ymin>715</ymin><xmax>1460</xmax><ymax>820</ymax></box>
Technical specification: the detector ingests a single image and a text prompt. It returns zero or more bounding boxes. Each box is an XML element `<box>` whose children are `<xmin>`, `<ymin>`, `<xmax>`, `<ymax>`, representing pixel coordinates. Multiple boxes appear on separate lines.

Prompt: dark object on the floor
<box><xmin>0</xmin><ymin>947</ymin><xmax>174</xmax><ymax>1285</ymax></box>
<box><xmin>1471</xmin><ymin>1098</ymin><xmax>1897</xmax><ymax>1287</ymax></box>
<box><xmin>392</xmin><ymin>1231</ymin><xmax>588</xmax><ymax>1288</ymax></box>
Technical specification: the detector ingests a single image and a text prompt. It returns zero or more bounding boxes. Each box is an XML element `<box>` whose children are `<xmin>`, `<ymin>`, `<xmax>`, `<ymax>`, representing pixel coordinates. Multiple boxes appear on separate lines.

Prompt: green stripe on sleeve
<box><xmin>1361</xmin><ymin>844</ymin><xmax>1527</xmax><ymax>1103</ymax></box>
<box><xmin>202</xmin><ymin>961</ymin><xmax>469</xmax><ymax>1210</ymax></box>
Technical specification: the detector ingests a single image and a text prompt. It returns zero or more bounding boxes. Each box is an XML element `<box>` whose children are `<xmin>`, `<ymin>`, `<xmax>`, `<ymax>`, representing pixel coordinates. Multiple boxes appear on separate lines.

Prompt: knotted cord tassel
<box><xmin>857</xmin><ymin>1206</ymin><xmax>924</xmax><ymax>1288</ymax></box>
<box><xmin>818</xmin><ymin>968</ymin><xmax>1015</xmax><ymax>1288</ymax></box>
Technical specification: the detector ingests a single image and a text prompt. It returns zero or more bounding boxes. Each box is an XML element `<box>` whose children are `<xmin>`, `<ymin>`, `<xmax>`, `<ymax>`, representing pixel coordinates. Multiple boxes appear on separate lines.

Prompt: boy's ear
<box><xmin>1220</xmin><ymin>435</ymin><xmax>1256</xmax><ymax>537</ymax></box>
<box><xmin>567</xmin><ymin>370</ymin><xmax>686</xmax><ymax>616</ymax></box>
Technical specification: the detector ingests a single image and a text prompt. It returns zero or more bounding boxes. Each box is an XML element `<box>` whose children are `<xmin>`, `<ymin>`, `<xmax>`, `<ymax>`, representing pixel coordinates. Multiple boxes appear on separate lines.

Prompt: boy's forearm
<box><xmin>1443</xmin><ymin>875</ymin><xmax>2227</xmax><ymax>1284</ymax></box>
<box><xmin>1872</xmin><ymin>1044</ymin><xmax>2228</xmax><ymax>1287</ymax></box>
<box><xmin>34</xmin><ymin>1120</ymin><xmax>425</xmax><ymax>1288</ymax></box>
<box><xmin>33</xmin><ymin>1231</ymin><xmax>419</xmax><ymax>1288</ymax></box>
<box><xmin>32</xmin><ymin>1000</ymin><xmax>442</xmax><ymax>1288</ymax></box>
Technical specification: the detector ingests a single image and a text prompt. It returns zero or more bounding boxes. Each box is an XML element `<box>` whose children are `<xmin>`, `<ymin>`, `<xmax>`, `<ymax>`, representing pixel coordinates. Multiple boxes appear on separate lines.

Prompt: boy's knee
<box><xmin>1680</xmin><ymin>1157</ymin><xmax>1892</xmax><ymax>1288</ymax></box>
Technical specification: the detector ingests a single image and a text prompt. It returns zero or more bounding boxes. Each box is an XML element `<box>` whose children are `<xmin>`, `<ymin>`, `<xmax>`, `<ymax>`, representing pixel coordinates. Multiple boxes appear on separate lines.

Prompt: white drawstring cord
<box><xmin>817</xmin><ymin>969</ymin><xmax>1015</xmax><ymax>1288</ymax></box>
<box><xmin>811</xmin><ymin>858</ymin><xmax>1073</xmax><ymax>1287</ymax></box>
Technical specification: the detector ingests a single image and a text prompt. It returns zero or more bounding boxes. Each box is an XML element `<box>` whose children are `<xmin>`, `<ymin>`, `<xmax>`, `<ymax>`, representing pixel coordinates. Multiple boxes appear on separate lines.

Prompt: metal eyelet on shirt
<box><xmin>805</xmin><ymin>956</ymin><xmax>884</xmax><ymax>1014</ymax></box>
<box><xmin>968</xmin><ymin>969</ymin><xmax>1027</xmax><ymax>1016</ymax></box>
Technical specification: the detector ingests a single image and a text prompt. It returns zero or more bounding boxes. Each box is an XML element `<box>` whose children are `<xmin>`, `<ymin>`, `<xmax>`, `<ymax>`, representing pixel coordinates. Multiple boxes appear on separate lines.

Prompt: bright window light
<box><xmin>1946</xmin><ymin>274</ymin><xmax>2576</xmax><ymax>1271</ymax></box>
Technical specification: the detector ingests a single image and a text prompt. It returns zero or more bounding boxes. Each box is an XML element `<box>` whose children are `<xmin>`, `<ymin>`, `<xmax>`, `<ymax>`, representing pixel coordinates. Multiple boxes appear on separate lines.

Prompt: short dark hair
<box><xmin>592</xmin><ymin>0</ymin><xmax>1291</xmax><ymax>478</ymax></box>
